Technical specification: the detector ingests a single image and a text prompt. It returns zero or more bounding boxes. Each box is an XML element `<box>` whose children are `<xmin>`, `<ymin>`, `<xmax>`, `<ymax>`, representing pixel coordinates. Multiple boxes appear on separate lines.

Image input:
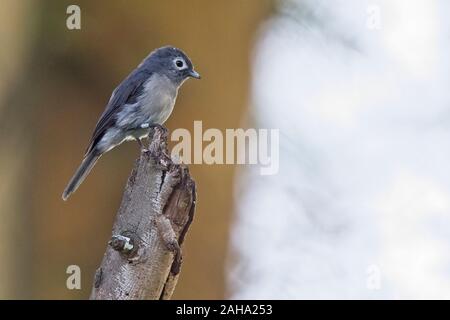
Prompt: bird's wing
<box><xmin>85</xmin><ymin>69</ymin><xmax>152</xmax><ymax>155</ymax></box>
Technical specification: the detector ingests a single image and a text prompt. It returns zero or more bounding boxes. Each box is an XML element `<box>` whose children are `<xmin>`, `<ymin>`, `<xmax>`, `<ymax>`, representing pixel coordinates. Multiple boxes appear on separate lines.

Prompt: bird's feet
<box><xmin>142</xmin><ymin>125</ymin><xmax>171</xmax><ymax>170</ymax></box>
<box><xmin>135</xmin><ymin>138</ymin><xmax>149</xmax><ymax>153</ymax></box>
<box><xmin>149</xmin><ymin>124</ymin><xmax>168</xmax><ymax>137</ymax></box>
<box><xmin>148</xmin><ymin>124</ymin><xmax>169</xmax><ymax>156</ymax></box>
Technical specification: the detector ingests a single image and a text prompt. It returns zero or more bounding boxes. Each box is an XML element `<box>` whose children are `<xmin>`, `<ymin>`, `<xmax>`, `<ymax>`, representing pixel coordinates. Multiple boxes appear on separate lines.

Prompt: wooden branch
<box><xmin>89</xmin><ymin>127</ymin><xmax>196</xmax><ymax>300</ymax></box>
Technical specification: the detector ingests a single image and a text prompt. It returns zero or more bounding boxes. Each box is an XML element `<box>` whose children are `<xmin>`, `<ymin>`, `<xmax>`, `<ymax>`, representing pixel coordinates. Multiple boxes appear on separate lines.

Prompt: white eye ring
<box><xmin>174</xmin><ymin>58</ymin><xmax>187</xmax><ymax>70</ymax></box>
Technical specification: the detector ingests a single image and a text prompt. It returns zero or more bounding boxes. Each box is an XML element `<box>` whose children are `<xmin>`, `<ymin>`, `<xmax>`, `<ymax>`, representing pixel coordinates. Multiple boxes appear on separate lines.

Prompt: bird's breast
<box><xmin>139</xmin><ymin>74</ymin><xmax>178</xmax><ymax>124</ymax></box>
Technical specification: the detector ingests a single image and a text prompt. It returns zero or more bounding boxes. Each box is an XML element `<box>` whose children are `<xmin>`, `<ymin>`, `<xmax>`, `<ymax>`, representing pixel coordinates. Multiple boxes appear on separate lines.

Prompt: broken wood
<box><xmin>89</xmin><ymin>126</ymin><xmax>196</xmax><ymax>300</ymax></box>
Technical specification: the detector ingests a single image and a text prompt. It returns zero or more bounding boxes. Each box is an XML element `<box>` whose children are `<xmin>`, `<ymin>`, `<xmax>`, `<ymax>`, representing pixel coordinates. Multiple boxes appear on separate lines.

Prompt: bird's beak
<box><xmin>189</xmin><ymin>70</ymin><xmax>201</xmax><ymax>79</ymax></box>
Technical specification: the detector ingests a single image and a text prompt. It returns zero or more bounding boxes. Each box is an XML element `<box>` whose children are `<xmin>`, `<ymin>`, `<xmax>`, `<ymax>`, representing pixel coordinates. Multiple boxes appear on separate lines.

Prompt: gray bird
<box><xmin>62</xmin><ymin>46</ymin><xmax>200</xmax><ymax>201</ymax></box>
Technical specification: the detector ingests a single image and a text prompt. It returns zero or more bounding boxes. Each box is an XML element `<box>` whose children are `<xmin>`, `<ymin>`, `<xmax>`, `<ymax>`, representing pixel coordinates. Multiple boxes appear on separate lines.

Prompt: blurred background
<box><xmin>1</xmin><ymin>0</ymin><xmax>450</xmax><ymax>299</ymax></box>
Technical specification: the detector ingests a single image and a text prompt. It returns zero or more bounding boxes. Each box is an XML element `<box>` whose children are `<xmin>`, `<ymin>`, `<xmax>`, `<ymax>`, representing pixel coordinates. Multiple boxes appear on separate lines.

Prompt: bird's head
<box><xmin>143</xmin><ymin>46</ymin><xmax>201</xmax><ymax>86</ymax></box>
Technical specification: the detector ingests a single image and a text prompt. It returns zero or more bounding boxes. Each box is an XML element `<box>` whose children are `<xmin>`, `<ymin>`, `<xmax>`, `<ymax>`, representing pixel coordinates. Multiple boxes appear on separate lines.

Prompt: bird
<box><xmin>62</xmin><ymin>46</ymin><xmax>200</xmax><ymax>201</ymax></box>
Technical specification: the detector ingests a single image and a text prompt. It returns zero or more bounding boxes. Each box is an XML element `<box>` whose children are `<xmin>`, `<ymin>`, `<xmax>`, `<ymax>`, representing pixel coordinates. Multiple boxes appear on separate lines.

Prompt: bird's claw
<box><xmin>150</xmin><ymin>124</ymin><xmax>168</xmax><ymax>138</ymax></box>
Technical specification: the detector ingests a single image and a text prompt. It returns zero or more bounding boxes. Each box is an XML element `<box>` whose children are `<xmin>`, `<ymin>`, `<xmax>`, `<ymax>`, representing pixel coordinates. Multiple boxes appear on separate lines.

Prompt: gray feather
<box><xmin>62</xmin><ymin>151</ymin><xmax>100</xmax><ymax>201</ymax></box>
<box><xmin>85</xmin><ymin>69</ymin><xmax>151</xmax><ymax>155</ymax></box>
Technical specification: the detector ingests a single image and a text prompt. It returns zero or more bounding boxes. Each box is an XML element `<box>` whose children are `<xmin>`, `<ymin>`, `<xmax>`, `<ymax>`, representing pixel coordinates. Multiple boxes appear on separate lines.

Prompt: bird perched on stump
<box><xmin>62</xmin><ymin>46</ymin><xmax>200</xmax><ymax>201</ymax></box>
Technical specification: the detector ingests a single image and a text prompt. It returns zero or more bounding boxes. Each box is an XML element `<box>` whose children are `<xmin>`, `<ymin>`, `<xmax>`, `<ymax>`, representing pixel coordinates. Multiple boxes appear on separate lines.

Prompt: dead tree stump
<box><xmin>89</xmin><ymin>127</ymin><xmax>196</xmax><ymax>300</ymax></box>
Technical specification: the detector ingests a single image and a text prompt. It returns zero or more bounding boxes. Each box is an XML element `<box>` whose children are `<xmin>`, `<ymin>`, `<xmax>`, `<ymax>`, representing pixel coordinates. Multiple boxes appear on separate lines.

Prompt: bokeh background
<box><xmin>0</xmin><ymin>0</ymin><xmax>271</xmax><ymax>299</ymax></box>
<box><xmin>1</xmin><ymin>0</ymin><xmax>450</xmax><ymax>299</ymax></box>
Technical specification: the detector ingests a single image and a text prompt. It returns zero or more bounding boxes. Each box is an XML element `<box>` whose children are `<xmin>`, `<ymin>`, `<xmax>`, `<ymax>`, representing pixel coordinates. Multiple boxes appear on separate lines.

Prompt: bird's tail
<box><xmin>62</xmin><ymin>151</ymin><xmax>100</xmax><ymax>201</ymax></box>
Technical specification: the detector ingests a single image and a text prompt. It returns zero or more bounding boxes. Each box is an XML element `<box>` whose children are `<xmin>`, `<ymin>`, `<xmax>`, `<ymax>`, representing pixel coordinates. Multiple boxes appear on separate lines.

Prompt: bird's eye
<box><xmin>174</xmin><ymin>58</ymin><xmax>186</xmax><ymax>70</ymax></box>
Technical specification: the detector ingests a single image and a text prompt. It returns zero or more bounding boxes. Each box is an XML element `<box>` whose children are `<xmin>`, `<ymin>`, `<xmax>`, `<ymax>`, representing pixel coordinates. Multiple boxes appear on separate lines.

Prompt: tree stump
<box><xmin>89</xmin><ymin>127</ymin><xmax>196</xmax><ymax>300</ymax></box>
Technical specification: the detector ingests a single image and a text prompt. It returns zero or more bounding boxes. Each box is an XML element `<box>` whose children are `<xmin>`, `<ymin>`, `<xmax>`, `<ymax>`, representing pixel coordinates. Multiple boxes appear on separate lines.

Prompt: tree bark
<box><xmin>89</xmin><ymin>127</ymin><xmax>196</xmax><ymax>300</ymax></box>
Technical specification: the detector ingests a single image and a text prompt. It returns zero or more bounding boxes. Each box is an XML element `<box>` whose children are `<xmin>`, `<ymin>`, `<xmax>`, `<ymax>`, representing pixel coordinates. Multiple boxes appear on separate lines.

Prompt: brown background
<box><xmin>0</xmin><ymin>0</ymin><xmax>271</xmax><ymax>299</ymax></box>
